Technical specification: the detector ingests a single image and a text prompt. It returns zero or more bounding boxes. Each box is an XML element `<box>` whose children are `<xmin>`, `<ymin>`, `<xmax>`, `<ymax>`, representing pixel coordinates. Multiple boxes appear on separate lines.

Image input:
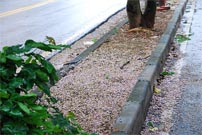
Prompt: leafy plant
<box><xmin>160</xmin><ymin>71</ymin><xmax>175</xmax><ymax>76</ymax></box>
<box><xmin>147</xmin><ymin>121</ymin><xmax>158</xmax><ymax>132</ymax></box>
<box><xmin>147</xmin><ymin>121</ymin><xmax>154</xmax><ymax>128</ymax></box>
<box><xmin>112</xmin><ymin>27</ymin><xmax>119</xmax><ymax>35</ymax></box>
<box><xmin>92</xmin><ymin>38</ymin><xmax>97</xmax><ymax>43</ymax></box>
<box><xmin>176</xmin><ymin>34</ymin><xmax>191</xmax><ymax>43</ymax></box>
<box><xmin>0</xmin><ymin>39</ymin><xmax>95</xmax><ymax>135</ymax></box>
<box><xmin>45</xmin><ymin>36</ymin><xmax>56</xmax><ymax>45</ymax></box>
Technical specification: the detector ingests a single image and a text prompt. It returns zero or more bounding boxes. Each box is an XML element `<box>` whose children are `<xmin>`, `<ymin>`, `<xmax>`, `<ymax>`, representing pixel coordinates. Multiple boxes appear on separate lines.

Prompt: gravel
<box><xmin>49</xmin><ymin>2</ymin><xmax>178</xmax><ymax>134</ymax></box>
<box><xmin>49</xmin><ymin>10</ymin><xmax>127</xmax><ymax>70</ymax></box>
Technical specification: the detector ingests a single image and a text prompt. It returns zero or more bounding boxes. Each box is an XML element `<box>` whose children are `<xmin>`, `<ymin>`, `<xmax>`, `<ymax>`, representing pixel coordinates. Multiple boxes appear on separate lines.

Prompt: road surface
<box><xmin>0</xmin><ymin>0</ymin><xmax>126</xmax><ymax>50</ymax></box>
<box><xmin>170</xmin><ymin>0</ymin><xmax>202</xmax><ymax>134</ymax></box>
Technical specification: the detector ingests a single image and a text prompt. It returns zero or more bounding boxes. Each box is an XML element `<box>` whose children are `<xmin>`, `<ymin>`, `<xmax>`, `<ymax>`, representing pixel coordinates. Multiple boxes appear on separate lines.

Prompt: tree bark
<box><xmin>127</xmin><ymin>0</ymin><xmax>156</xmax><ymax>29</ymax></box>
<box><xmin>126</xmin><ymin>0</ymin><xmax>142</xmax><ymax>29</ymax></box>
<box><xmin>143</xmin><ymin>0</ymin><xmax>156</xmax><ymax>28</ymax></box>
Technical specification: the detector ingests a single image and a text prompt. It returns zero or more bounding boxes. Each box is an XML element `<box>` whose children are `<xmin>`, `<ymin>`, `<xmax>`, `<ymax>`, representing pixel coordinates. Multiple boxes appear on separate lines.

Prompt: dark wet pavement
<box><xmin>170</xmin><ymin>0</ymin><xmax>202</xmax><ymax>134</ymax></box>
<box><xmin>0</xmin><ymin>0</ymin><xmax>126</xmax><ymax>50</ymax></box>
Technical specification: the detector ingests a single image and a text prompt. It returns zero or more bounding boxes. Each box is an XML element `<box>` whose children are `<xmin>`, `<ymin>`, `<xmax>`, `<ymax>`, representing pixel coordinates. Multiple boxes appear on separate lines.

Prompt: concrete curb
<box><xmin>111</xmin><ymin>0</ymin><xmax>188</xmax><ymax>134</ymax></box>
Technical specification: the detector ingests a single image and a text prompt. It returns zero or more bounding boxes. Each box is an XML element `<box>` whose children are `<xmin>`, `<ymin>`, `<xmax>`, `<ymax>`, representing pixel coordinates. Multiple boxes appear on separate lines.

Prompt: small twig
<box><xmin>64</xmin><ymin>61</ymin><xmax>78</xmax><ymax>65</ymax></box>
<box><xmin>137</xmin><ymin>55</ymin><xmax>150</xmax><ymax>60</ymax></box>
<box><xmin>127</xmin><ymin>27</ymin><xmax>152</xmax><ymax>33</ymax></box>
<box><xmin>120</xmin><ymin>61</ymin><xmax>130</xmax><ymax>69</ymax></box>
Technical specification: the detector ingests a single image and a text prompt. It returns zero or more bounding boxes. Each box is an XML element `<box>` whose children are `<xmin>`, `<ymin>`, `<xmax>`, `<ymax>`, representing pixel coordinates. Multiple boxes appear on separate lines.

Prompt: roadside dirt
<box><xmin>49</xmin><ymin>1</ymin><xmax>179</xmax><ymax>134</ymax></box>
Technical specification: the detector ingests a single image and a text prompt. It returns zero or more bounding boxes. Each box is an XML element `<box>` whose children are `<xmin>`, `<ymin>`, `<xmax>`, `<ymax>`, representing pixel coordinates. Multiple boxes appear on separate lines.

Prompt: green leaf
<box><xmin>67</xmin><ymin>111</ymin><xmax>75</xmax><ymax>119</ymax></box>
<box><xmin>176</xmin><ymin>34</ymin><xmax>191</xmax><ymax>43</ymax></box>
<box><xmin>20</xmin><ymin>64</ymin><xmax>37</xmax><ymax>78</ymax></box>
<box><xmin>92</xmin><ymin>38</ymin><xmax>97</xmax><ymax>43</ymax></box>
<box><xmin>2</xmin><ymin>46</ymin><xmax>9</xmax><ymax>52</ymax></box>
<box><xmin>0</xmin><ymin>52</ymin><xmax>6</xmax><ymax>63</ymax></box>
<box><xmin>147</xmin><ymin>121</ymin><xmax>154</xmax><ymax>128</ymax></box>
<box><xmin>41</xmin><ymin>59</ymin><xmax>55</xmax><ymax>74</ymax></box>
<box><xmin>6</xmin><ymin>54</ymin><xmax>23</xmax><ymax>61</ymax></box>
<box><xmin>2</xmin><ymin>121</ymin><xmax>28</xmax><ymax>135</ymax></box>
<box><xmin>0</xmin><ymin>82</ymin><xmax>7</xmax><ymax>89</ymax></box>
<box><xmin>161</xmin><ymin>71</ymin><xmax>175</xmax><ymax>76</ymax></box>
<box><xmin>19</xmin><ymin>66</ymin><xmax>36</xmax><ymax>90</ymax></box>
<box><xmin>0</xmin><ymin>91</ymin><xmax>10</xmax><ymax>98</ymax></box>
<box><xmin>31</xmin><ymin>105</ymin><xmax>45</xmax><ymax>111</ymax></box>
<box><xmin>147</xmin><ymin>121</ymin><xmax>158</xmax><ymax>132</ymax></box>
<box><xmin>25</xmin><ymin>40</ymin><xmax>51</xmax><ymax>51</ymax></box>
<box><xmin>17</xmin><ymin>102</ymin><xmax>31</xmax><ymax>115</ymax></box>
<box><xmin>112</xmin><ymin>27</ymin><xmax>119</xmax><ymax>35</ymax></box>
<box><xmin>0</xmin><ymin>66</ymin><xmax>8</xmax><ymax>77</ymax></box>
<box><xmin>1</xmin><ymin>105</ymin><xmax>10</xmax><ymax>112</ymax></box>
<box><xmin>36</xmin><ymin>70</ymin><xmax>49</xmax><ymax>82</ymax></box>
<box><xmin>35</xmin><ymin>81</ymin><xmax>50</xmax><ymax>97</ymax></box>
<box><xmin>48</xmin><ymin>44</ymin><xmax>64</xmax><ymax>50</ymax></box>
<box><xmin>31</xmin><ymin>59</ymin><xmax>37</xmax><ymax>64</ymax></box>
<box><xmin>9</xmin><ymin>77</ymin><xmax>24</xmax><ymax>89</ymax></box>
<box><xmin>3</xmin><ymin>45</ymin><xmax>24</xmax><ymax>54</ymax></box>
<box><xmin>50</xmin><ymin>97</ymin><xmax>57</xmax><ymax>103</ymax></box>
<box><xmin>25</xmin><ymin>40</ymin><xmax>61</xmax><ymax>52</ymax></box>
<box><xmin>46</xmin><ymin>36</ymin><xmax>56</xmax><ymax>45</ymax></box>
<box><xmin>49</xmin><ymin>71</ymin><xmax>59</xmax><ymax>85</ymax></box>
<box><xmin>11</xmin><ymin>93</ymin><xmax>37</xmax><ymax>103</ymax></box>
<box><xmin>9</xmin><ymin>109</ymin><xmax>23</xmax><ymax>117</ymax></box>
<box><xmin>32</xmin><ymin>53</ymin><xmax>43</xmax><ymax>62</ymax></box>
<box><xmin>25</xmin><ymin>55</ymin><xmax>32</xmax><ymax>64</ymax></box>
<box><xmin>0</xmin><ymin>101</ymin><xmax>12</xmax><ymax>112</ymax></box>
<box><xmin>24</xmin><ymin>80</ymin><xmax>35</xmax><ymax>91</ymax></box>
<box><xmin>51</xmin><ymin>113</ymin><xmax>72</xmax><ymax>131</ymax></box>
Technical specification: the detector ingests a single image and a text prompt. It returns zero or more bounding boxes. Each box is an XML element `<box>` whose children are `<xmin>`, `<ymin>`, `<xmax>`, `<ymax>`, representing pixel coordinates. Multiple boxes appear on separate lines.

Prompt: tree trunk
<box><xmin>127</xmin><ymin>0</ymin><xmax>142</xmax><ymax>29</ymax></box>
<box><xmin>143</xmin><ymin>0</ymin><xmax>156</xmax><ymax>28</ymax></box>
<box><xmin>127</xmin><ymin>0</ymin><xmax>156</xmax><ymax>29</ymax></box>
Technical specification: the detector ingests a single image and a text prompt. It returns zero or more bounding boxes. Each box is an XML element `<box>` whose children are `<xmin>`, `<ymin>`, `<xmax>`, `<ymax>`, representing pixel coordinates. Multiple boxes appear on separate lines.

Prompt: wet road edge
<box><xmin>111</xmin><ymin>0</ymin><xmax>188</xmax><ymax>134</ymax></box>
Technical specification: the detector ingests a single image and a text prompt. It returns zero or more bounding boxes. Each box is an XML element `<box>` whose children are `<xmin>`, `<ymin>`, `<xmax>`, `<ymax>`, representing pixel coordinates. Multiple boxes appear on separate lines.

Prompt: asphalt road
<box><xmin>170</xmin><ymin>0</ymin><xmax>202</xmax><ymax>134</ymax></box>
<box><xmin>0</xmin><ymin>0</ymin><xmax>126</xmax><ymax>50</ymax></box>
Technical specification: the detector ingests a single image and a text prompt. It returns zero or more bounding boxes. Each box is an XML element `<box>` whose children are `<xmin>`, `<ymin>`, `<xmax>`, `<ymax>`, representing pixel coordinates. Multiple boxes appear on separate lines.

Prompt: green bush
<box><xmin>0</xmin><ymin>39</ymin><xmax>95</xmax><ymax>135</ymax></box>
